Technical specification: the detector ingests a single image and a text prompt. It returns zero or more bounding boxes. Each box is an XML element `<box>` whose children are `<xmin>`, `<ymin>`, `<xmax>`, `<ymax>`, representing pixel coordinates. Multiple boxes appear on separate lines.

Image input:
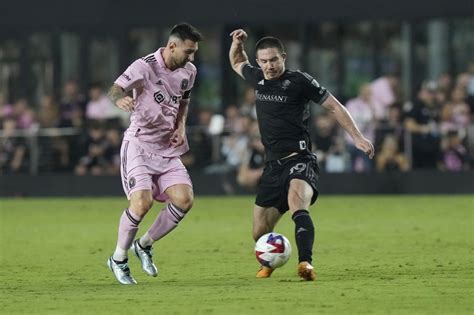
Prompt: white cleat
<box><xmin>132</xmin><ymin>240</ymin><xmax>158</xmax><ymax>277</ymax></box>
<box><xmin>107</xmin><ymin>256</ymin><xmax>137</xmax><ymax>285</ymax></box>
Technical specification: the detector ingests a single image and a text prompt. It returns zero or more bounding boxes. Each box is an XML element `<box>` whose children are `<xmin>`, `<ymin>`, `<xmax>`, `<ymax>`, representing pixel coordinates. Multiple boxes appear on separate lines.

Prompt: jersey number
<box><xmin>289</xmin><ymin>163</ymin><xmax>306</xmax><ymax>175</ymax></box>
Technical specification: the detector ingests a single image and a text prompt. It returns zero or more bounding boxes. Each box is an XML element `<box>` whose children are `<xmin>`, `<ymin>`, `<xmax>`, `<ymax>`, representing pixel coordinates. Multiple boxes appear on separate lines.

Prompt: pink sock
<box><xmin>146</xmin><ymin>203</ymin><xmax>185</xmax><ymax>242</ymax></box>
<box><xmin>116</xmin><ymin>208</ymin><xmax>142</xmax><ymax>251</ymax></box>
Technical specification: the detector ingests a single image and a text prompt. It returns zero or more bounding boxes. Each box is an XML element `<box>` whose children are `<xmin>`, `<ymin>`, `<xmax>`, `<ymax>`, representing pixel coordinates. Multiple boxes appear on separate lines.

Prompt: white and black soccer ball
<box><xmin>255</xmin><ymin>232</ymin><xmax>291</xmax><ymax>268</ymax></box>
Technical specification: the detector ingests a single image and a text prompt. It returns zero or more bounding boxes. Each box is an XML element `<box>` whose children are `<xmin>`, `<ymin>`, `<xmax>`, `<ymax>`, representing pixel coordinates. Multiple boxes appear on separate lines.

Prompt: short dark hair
<box><xmin>255</xmin><ymin>37</ymin><xmax>285</xmax><ymax>55</ymax></box>
<box><xmin>170</xmin><ymin>23</ymin><xmax>203</xmax><ymax>42</ymax></box>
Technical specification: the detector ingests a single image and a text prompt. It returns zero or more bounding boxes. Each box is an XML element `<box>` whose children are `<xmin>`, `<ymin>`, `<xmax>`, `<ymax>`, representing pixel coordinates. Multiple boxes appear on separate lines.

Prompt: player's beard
<box><xmin>176</xmin><ymin>58</ymin><xmax>188</xmax><ymax>68</ymax></box>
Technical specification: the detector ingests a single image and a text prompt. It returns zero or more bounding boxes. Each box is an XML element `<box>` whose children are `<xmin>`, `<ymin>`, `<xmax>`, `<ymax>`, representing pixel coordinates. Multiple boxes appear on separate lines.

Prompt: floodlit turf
<box><xmin>0</xmin><ymin>195</ymin><xmax>473</xmax><ymax>314</ymax></box>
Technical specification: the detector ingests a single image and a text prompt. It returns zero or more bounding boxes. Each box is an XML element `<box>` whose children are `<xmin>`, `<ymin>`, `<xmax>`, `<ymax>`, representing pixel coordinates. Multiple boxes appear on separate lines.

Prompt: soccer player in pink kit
<box><xmin>106</xmin><ymin>23</ymin><xmax>203</xmax><ymax>284</ymax></box>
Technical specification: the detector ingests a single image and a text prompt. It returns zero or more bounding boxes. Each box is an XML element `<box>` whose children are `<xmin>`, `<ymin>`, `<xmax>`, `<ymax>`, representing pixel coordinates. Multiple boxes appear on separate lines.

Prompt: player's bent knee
<box><xmin>171</xmin><ymin>194</ymin><xmax>193</xmax><ymax>212</ymax></box>
<box><xmin>130</xmin><ymin>196</ymin><xmax>154</xmax><ymax>216</ymax></box>
<box><xmin>166</xmin><ymin>185</ymin><xmax>194</xmax><ymax>212</ymax></box>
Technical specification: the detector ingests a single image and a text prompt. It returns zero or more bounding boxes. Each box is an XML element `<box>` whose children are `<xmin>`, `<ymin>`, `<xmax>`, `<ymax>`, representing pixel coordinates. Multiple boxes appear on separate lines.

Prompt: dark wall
<box><xmin>1</xmin><ymin>171</ymin><xmax>473</xmax><ymax>197</ymax></box>
<box><xmin>1</xmin><ymin>0</ymin><xmax>472</xmax><ymax>30</ymax></box>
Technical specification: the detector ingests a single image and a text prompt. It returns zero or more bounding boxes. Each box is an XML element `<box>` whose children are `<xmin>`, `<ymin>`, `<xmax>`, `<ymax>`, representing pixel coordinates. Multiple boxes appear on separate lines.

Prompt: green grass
<box><xmin>0</xmin><ymin>195</ymin><xmax>473</xmax><ymax>314</ymax></box>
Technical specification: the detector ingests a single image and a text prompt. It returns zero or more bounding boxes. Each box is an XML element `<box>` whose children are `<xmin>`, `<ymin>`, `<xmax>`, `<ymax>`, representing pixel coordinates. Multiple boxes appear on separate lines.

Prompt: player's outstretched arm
<box><xmin>322</xmin><ymin>94</ymin><xmax>375</xmax><ymax>159</ymax></box>
<box><xmin>108</xmin><ymin>84</ymin><xmax>135</xmax><ymax>112</ymax></box>
<box><xmin>229</xmin><ymin>29</ymin><xmax>250</xmax><ymax>79</ymax></box>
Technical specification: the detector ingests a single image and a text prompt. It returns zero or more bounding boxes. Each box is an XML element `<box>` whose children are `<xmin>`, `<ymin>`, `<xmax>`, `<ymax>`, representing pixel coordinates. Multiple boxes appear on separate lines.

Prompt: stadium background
<box><xmin>1</xmin><ymin>0</ymin><xmax>473</xmax><ymax>196</ymax></box>
<box><xmin>0</xmin><ymin>1</ymin><xmax>473</xmax><ymax>314</ymax></box>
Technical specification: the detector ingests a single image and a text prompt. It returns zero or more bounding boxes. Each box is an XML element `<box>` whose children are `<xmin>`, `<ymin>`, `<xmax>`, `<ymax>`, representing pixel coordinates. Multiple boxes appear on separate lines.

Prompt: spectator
<box><xmin>0</xmin><ymin>92</ymin><xmax>13</xmax><ymax>125</ymax></box>
<box><xmin>344</xmin><ymin>83</ymin><xmax>376</xmax><ymax>172</ymax></box>
<box><xmin>59</xmin><ymin>80</ymin><xmax>86</xmax><ymax>128</ymax></box>
<box><xmin>221</xmin><ymin>114</ymin><xmax>252</xmax><ymax>168</ymax></box>
<box><xmin>467</xmin><ymin>64</ymin><xmax>474</xmax><ymax>113</ymax></box>
<box><xmin>12</xmin><ymin>98</ymin><xmax>35</xmax><ymax>129</ymax></box>
<box><xmin>375</xmin><ymin>104</ymin><xmax>404</xmax><ymax>151</ymax></box>
<box><xmin>240</xmin><ymin>86</ymin><xmax>256</xmax><ymax>119</ymax></box>
<box><xmin>455</xmin><ymin>72</ymin><xmax>474</xmax><ymax>115</ymax></box>
<box><xmin>375</xmin><ymin>134</ymin><xmax>409</xmax><ymax>172</ymax></box>
<box><xmin>57</xmin><ymin>81</ymin><xmax>86</xmax><ymax>169</ymax></box>
<box><xmin>103</xmin><ymin>128</ymin><xmax>122</xmax><ymax>174</ymax></box>
<box><xmin>440</xmin><ymin>130</ymin><xmax>469</xmax><ymax>172</ymax></box>
<box><xmin>404</xmin><ymin>81</ymin><xmax>441</xmax><ymax>169</ymax></box>
<box><xmin>237</xmin><ymin>120</ymin><xmax>264</xmax><ymax>191</ymax></box>
<box><xmin>74</xmin><ymin>123</ymin><xmax>107</xmax><ymax>175</ymax></box>
<box><xmin>456</xmin><ymin>72</ymin><xmax>471</xmax><ymax>91</ymax></box>
<box><xmin>205</xmin><ymin>111</ymin><xmax>253</xmax><ymax>174</ymax></box>
<box><xmin>312</xmin><ymin>113</ymin><xmax>338</xmax><ymax>171</ymax></box>
<box><xmin>182</xmin><ymin>108</ymin><xmax>214</xmax><ymax>169</ymax></box>
<box><xmin>0</xmin><ymin>118</ymin><xmax>27</xmax><ymax>173</ymax></box>
<box><xmin>224</xmin><ymin>104</ymin><xmax>242</xmax><ymax>134</ymax></box>
<box><xmin>435</xmin><ymin>73</ymin><xmax>452</xmax><ymax>106</ymax></box>
<box><xmin>440</xmin><ymin>86</ymin><xmax>470</xmax><ymax>137</ymax></box>
<box><xmin>86</xmin><ymin>82</ymin><xmax>128</xmax><ymax>126</ymax></box>
<box><xmin>36</xmin><ymin>95</ymin><xmax>69</xmax><ymax>172</ymax></box>
<box><xmin>437</xmin><ymin>73</ymin><xmax>453</xmax><ymax>95</ymax></box>
<box><xmin>370</xmin><ymin>73</ymin><xmax>399</xmax><ymax>119</ymax></box>
<box><xmin>38</xmin><ymin>95</ymin><xmax>60</xmax><ymax>128</ymax></box>
<box><xmin>325</xmin><ymin>136</ymin><xmax>349</xmax><ymax>173</ymax></box>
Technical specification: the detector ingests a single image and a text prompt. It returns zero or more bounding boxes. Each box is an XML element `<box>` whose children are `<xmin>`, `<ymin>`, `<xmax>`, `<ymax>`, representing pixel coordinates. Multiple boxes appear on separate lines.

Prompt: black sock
<box><xmin>292</xmin><ymin>210</ymin><xmax>315</xmax><ymax>264</ymax></box>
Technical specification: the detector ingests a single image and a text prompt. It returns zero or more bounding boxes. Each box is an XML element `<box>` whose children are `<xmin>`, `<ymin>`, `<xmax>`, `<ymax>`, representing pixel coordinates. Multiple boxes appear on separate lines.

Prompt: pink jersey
<box><xmin>114</xmin><ymin>48</ymin><xmax>196</xmax><ymax>157</ymax></box>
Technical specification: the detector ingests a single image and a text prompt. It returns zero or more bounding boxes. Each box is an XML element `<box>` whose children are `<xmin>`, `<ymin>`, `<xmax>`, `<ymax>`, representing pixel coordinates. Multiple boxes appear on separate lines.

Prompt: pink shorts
<box><xmin>120</xmin><ymin>139</ymin><xmax>192</xmax><ymax>202</ymax></box>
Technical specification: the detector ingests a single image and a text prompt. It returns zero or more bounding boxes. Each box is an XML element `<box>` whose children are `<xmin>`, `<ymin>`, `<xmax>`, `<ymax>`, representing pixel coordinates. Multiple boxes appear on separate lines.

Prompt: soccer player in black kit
<box><xmin>229</xmin><ymin>29</ymin><xmax>375</xmax><ymax>281</ymax></box>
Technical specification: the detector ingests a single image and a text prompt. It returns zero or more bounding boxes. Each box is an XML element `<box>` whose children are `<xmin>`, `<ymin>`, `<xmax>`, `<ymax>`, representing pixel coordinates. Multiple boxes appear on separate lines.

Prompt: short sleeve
<box><xmin>114</xmin><ymin>59</ymin><xmax>146</xmax><ymax>91</ymax></box>
<box><xmin>241</xmin><ymin>63</ymin><xmax>263</xmax><ymax>86</ymax></box>
<box><xmin>297</xmin><ymin>71</ymin><xmax>329</xmax><ymax>104</ymax></box>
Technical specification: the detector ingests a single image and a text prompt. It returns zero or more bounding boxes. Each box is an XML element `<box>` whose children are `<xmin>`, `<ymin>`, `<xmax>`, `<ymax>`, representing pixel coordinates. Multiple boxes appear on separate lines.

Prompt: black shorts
<box><xmin>255</xmin><ymin>153</ymin><xmax>320</xmax><ymax>213</ymax></box>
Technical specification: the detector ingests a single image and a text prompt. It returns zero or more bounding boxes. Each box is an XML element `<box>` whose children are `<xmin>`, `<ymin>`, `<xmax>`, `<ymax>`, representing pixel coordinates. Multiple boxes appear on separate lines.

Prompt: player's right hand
<box><xmin>116</xmin><ymin>96</ymin><xmax>135</xmax><ymax>112</ymax></box>
<box><xmin>230</xmin><ymin>29</ymin><xmax>248</xmax><ymax>44</ymax></box>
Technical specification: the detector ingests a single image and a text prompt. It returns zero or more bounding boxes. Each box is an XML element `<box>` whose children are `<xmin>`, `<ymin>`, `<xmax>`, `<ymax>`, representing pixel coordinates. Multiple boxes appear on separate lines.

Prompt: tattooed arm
<box><xmin>108</xmin><ymin>84</ymin><xmax>135</xmax><ymax>112</ymax></box>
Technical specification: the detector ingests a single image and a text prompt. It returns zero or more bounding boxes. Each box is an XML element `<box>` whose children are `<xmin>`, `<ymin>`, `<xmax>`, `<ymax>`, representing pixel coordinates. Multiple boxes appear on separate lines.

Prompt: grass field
<box><xmin>0</xmin><ymin>195</ymin><xmax>473</xmax><ymax>314</ymax></box>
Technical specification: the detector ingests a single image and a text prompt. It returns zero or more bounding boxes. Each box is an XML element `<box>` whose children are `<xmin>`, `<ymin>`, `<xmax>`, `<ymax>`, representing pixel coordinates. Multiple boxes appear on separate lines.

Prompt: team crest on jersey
<box><xmin>154</xmin><ymin>91</ymin><xmax>165</xmax><ymax>103</ymax></box>
<box><xmin>129</xmin><ymin>177</ymin><xmax>136</xmax><ymax>189</ymax></box>
<box><xmin>181</xmin><ymin>79</ymin><xmax>189</xmax><ymax>90</ymax></box>
<box><xmin>282</xmin><ymin>79</ymin><xmax>291</xmax><ymax>90</ymax></box>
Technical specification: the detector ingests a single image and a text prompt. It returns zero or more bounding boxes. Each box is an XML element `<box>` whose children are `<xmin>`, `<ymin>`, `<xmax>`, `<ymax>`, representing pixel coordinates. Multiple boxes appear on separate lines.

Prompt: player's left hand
<box><xmin>170</xmin><ymin>127</ymin><xmax>186</xmax><ymax>147</ymax></box>
<box><xmin>354</xmin><ymin>136</ymin><xmax>375</xmax><ymax>159</ymax></box>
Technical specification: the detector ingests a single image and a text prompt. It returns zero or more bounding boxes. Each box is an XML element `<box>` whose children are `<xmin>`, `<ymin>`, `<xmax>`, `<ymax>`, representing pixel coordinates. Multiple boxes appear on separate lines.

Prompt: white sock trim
<box><xmin>139</xmin><ymin>233</ymin><xmax>154</xmax><ymax>248</ymax></box>
<box><xmin>113</xmin><ymin>246</ymin><xmax>128</xmax><ymax>261</ymax></box>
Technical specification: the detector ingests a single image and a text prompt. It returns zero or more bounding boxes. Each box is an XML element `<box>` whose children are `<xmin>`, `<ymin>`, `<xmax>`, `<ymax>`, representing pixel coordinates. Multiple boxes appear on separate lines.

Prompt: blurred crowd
<box><xmin>1</xmin><ymin>69</ymin><xmax>473</xmax><ymax>191</ymax></box>
<box><xmin>186</xmin><ymin>70</ymin><xmax>473</xmax><ymax>190</ymax></box>
<box><xmin>0</xmin><ymin>81</ymin><xmax>127</xmax><ymax>175</ymax></box>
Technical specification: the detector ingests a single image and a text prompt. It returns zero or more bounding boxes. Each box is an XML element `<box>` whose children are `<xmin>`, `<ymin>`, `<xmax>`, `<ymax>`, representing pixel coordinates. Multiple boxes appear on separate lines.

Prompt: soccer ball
<box><xmin>255</xmin><ymin>232</ymin><xmax>292</xmax><ymax>268</ymax></box>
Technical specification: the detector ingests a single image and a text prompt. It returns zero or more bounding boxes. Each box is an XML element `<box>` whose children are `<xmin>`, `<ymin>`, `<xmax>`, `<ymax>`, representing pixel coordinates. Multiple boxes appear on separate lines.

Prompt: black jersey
<box><xmin>242</xmin><ymin>63</ymin><xmax>329</xmax><ymax>161</ymax></box>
